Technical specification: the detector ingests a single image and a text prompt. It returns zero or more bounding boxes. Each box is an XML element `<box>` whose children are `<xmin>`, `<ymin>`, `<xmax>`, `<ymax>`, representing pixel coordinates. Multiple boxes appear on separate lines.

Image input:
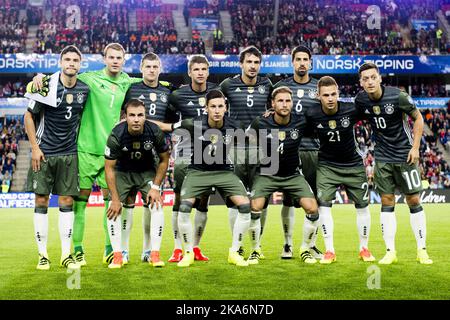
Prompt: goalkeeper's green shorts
<box><xmin>78</xmin><ymin>152</ymin><xmax>107</xmax><ymax>189</ymax></box>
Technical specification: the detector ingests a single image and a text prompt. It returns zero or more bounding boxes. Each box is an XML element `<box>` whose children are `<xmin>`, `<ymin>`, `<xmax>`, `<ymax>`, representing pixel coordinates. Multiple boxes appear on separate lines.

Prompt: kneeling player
<box><xmin>305</xmin><ymin>76</ymin><xmax>375</xmax><ymax>264</ymax></box>
<box><xmin>104</xmin><ymin>99</ymin><xmax>170</xmax><ymax>268</ymax></box>
<box><xmin>249</xmin><ymin>86</ymin><xmax>320</xmax><ymax>264</ymax></box>
<box><xmin>172</xmin><ymin>90</ymin><xmax>251</xmax><ymax>267</ymax></box>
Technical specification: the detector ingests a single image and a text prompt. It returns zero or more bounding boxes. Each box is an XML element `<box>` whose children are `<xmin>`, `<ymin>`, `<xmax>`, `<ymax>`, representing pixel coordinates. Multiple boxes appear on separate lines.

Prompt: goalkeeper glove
<box><xmin>26</xmin><ymin>75</ymin><xmax>50</xmax><ymax>97</ymax></box>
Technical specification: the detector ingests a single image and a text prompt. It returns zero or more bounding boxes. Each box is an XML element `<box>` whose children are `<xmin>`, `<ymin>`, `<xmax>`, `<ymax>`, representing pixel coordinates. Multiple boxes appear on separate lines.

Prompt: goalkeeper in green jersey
<box><xmin>30</xmin><ymin>43</ymin><xmax>141</xmax><ymax>266</ymax></box>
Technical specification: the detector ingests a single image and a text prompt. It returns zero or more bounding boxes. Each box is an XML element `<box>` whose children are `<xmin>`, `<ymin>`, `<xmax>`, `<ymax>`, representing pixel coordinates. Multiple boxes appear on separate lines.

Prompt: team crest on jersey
<box><xmin>278</xmin><ymin>131</ymin><xmax>286</xmax><ymax>141</ymax></box>
<box><xmin>144</xmin><ymin>140</ymin><xmax>153</xmax><ymax>150</ymax></box>
<box><xmin>328</xmin><ymin>120</ymin><xmax>337</xmax><ymax>129</ymax></box>
<box><xmin>110</xmin><ymin>84</ymin><xmax>117</xmax><ymax>93</ymax></box>
<box><xmin>290</xmin><ymin>129</ymin><xmax>299</xmax><ymax>140</ymax></box>
<box><xmin>149</xmin><ymin>93</ymin><xmax>157</xmax><ymax>102</ymax></box>
<box><xmin>384</xmin><ymin>104</ymin><xmax>395</xmax><ymax>115</ymax></box>
<box><xmin>210</xmin><ymin>134</ymin><xmax>218</xmax><ymax>144</ymax></box>
<box><xmin>199</xmin><ymin>97</ymin><xmax>206</xmax><ymax>107</ymax></box>
<box><xmin>66</xmin><ymin>94</ymin><xmax>73</xmax><ymax>104</ymax></box>
<box><xmin>297</xmin><ymin>89</ymin><xmax>304</xmax><ymax>98</ymax></box>
<box><xmin>373</xmin><ymin>106</ymin><xmax>381</xmax><ymax>115</ymax></box>
<box><xmin>308</xmin><ymin>89</ymin><xmax>317</xmax><ymax>99</ymax></box>
<box><xmin>133</xmin><ymin>142</ymin><xmax>141</xmax><ymax>149</ymax></box>
<box><xmin>247</xmin><ymin>87</ymin><xmax>255</xmax><ymax>94</ymax></box>
<box><xmin>224</xmin><ymin>134</ymin><xmax>233</xmax><ymax>145</ymax></box>
<box><xmin>340</xmin><ymin>117</ymin><xmax>350</xmax><ymax>128</ymax></box>
<box><xmin>258</xmin><ymin>85</ymin><xmax>265</xmax><ymax>94</ymax></box>
<box><xmin>76</xmin><ymin>92</ymin><xmax>84</xmax><ymax>104</ymax></box>
<box><xmin>160</xmin><ymin>93</ymin><xmax>167</xmax><ymax>103</ymax></box>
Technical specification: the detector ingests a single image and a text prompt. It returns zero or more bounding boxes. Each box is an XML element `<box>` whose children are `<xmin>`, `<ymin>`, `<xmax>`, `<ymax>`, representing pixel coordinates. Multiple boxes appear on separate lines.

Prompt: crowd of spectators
<box><xmin>218</xmin><ymin>0</ymin><xmax>448</xmax><ymax>55</ymax></box>
<box><xmin>423</xmin><ymin>105</ymin><xmax>450</xmax><ymax>150</ymax></box>
<box><xmin>0</xmin><ymin>116</ymin><xmax>24</xmax><ymax>193</ymax></box>
<box><xmin>30</xmin><ymin>0</ymin><xmax>206</xmax><ymax>54</ymax></box>
<box><xmin>0</xmin><ymin>79</ymin><xmax>26</xmax><ymax>98</ymax></box>
<box><xmin>0</xmin><ymin>6</ymin><xmax>27</xmax><ymax>54</ymax></box>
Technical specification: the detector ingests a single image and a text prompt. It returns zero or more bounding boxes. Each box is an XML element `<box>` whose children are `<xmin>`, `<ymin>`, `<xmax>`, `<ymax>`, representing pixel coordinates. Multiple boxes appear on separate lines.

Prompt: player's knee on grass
<box><xmin>381</xmin><ymin>194</ymin><xmax>395</xmax><ymax>207</ymax></box>
<box><xmin>405</xmin><ymin>193</ymin><xmax>421</xmax><ymax>207</ymax></box>
<box><xmin>179</xmin><ymin>200</ymin><xmax>194</xmax><ymax>214</ymax></box>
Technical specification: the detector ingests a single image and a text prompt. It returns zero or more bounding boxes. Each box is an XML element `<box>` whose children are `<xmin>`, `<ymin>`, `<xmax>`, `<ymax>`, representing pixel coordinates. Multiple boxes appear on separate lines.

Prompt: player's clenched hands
<box><xmin>107</xmin><ymin>200</ymin><xmax>122</xmax><ymax>221</ymax></box>
<box><xmin>407</xmin><ymin>147</ymin><xmax>420</xmax><ymax>165</ymax></box>
<box><xmin>32</xmin><ymin>73</ymin><xmax>46</xmax><ymax>92</ymax></box>
<box><xmin>31</xmin><ymin>146</ymin><xmax>46</xmax><ymax>172</ymax></box>
<box><xmin>147</xmin><ymin>189</ymin><xmax>162</xmax><ymax>210</ymax></box>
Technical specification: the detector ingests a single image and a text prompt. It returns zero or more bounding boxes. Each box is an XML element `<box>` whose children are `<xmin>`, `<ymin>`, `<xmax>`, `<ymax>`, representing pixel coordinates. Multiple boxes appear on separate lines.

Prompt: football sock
<box><xmin>178</xmin><ymin>210</ymin><xmax>193</xmax><ymax>252</ymax></box>
<box><xmin>172</xmin><ymin>210</ymin><xmax>183</xmax><ymax>250</ymax></box>
<box><xmin>302</xmin><ymin>213</ymin><xmax>319</xmax><ymax>249</ymax></box>
<box><xmin>34</xmin><ymin>207</ymin><xmax>48</xmax><ymax>256</ymax></box>
<box><xmin>142</xmin><ymin>205</ymin><xmax>151</xmax><ymax>252</ymax></box>
<box><xmin>260</xmin><ymin>208</ymin><xmax>267</xmax><ymax>238</ymax></box>
<box><xmin>356</xmin><ymin>206</ymin><xmax>371</xmax><ymax>250</ymax></box>
<box><xmin>249</xmin><ymin>212</ymin><xmax>261</xmax><ymax>250</ymax></box>
<box><xmin>228</xmin><ymin>207</ymin><xmax>238</xmax><ymax>234</ymax></box>
<box><xmin>193</xmin><ymin>209</ymin><xmax>207</xmax><ymax>247</ymax></box>
<box><xmin>150</xmin><ymin>206</ymin><xmax>165</xmax><ymax>251</ymax></box>
<box><xmin>231</xmin><ymin>212</ymin><xmax>250</xmax><ymax>251</ymax></box>
<box><xmin>103</xmin><ymin>198</ymin><xmax>113</xmax><ymax>255</ymax></box>
<box><xmin>73</xmin><ymin>195</ymin><xmax>88</xmax><ymax>253</ymax></box>
<box><xmin>281</xmin><ymin>205</ymin><xmax>295</xmax><ymax>246</ymax></box>
<box><xmin>409</xmin><ymin>205</ymin><xmax>427</xmax><ymax>250</ymax></box>
<box><xmin>121</xmin><ymin>205</ymin><xmax>134</xmax><ymax>252</ymax></box>
<box><xmin>380</xmin><ymin>206</ymin><xmax>396</xmax><ymax>252</ymax></box>
<box><xmin>59</xmin><ymin>206</ymin><xmax>74</xmax><ymax>257</ymax></box>
<box><xmin>319</xmin><ymin>206</ymin><xmax>334</xmax><ymax>253</ymax></box>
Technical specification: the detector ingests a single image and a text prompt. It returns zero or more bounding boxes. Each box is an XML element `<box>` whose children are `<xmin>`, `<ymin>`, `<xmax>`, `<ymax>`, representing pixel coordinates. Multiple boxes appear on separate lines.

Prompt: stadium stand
<box><xmin>220</xmin><ymin>0</ymin><xmax>448</xmax><ymax>55</ymax></box>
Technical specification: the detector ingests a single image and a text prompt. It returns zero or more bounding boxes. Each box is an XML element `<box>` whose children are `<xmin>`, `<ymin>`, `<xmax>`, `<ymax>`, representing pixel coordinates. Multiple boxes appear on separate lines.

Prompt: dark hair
<box><xmin>60</xmin><ymin>45</ymin><xmax>82</xmax><ymax>60</ymax></box>
<box><xmin>124</xmin><ymin>99</ymin><xmax>145</xmax><ymax>114</ymax></box>
<box><xmin>291</xmin><ymin>45</ymin><xmax>312</xmax><ymax>61</ymax></box>
<box><xmin>358</xmin><ymin>62</ymin><xmax>379</xmax><ymax>77</ymax></box>
<box><xmin>188</xmin><ymin>54</ymin><xmax>209</xmax><ymax>70</ymax></box>
<box><xmin>271</xmin><ymin>86</ymin><xmax>292</xmax><ymax>100</ymax></box>
<box><xmin>317</xmin><ymin>76</ymin><xmax>338</xmax><ymax>92</ymax></box>
<box><xmin>239</xmin><ymin>46</ymin><xmax>262</xmax><ymax>63</ymax></box>
<box><xmin>205</xmin><ymin>89</ymin><xmax>226</xmax><ymax>106</ymax></box>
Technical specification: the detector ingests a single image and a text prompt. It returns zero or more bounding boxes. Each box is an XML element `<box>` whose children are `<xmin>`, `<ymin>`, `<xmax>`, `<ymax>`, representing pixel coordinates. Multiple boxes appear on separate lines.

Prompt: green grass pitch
<box><xmin>1</xmin><ymin>204</ymin><xmax>449</xmax><ymax>300</ymax></box>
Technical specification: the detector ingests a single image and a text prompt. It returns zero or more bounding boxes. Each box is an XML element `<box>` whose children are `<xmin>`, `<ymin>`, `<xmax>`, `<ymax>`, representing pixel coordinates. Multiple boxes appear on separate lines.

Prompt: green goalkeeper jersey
<box><xmin>77</xmin><ymin>68</ymin><xmax>140</xmax><ymax>155</ymax></box>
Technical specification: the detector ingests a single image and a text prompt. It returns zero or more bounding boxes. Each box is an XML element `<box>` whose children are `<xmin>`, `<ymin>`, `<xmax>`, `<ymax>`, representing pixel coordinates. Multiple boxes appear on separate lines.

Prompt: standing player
<box><xmin>220</xmin><ymin>46</ymin><xmax>272</xmax><ymax>259</ymax></box>
<box><xmin>248</xmin><ymin>86</ymin><xmax>320</xmax><ymax>264</ymax></box>
<box><xmin>355</xmin><ymin>63</ymin><xmax>432</xmax><ymax>265</ymax></box>
<box><xmin>172</xmin><ymin>89</ymin><xmax>251</xmax><ymax>267</ymax></box>
<box><xmin>24</xmin><ymin>45</ymin><xmax>89</xmax><ymax>270</ymax></box>
<box><xmin>104</xmin><ymin>99</ymin><xmax>170</xmax><ymax>268</ymax></box>
<box><xmin>152</xmin><ymin>55</ymin><xmax>216</xmax><ymax>263</ymax></box>
<box><xmin>121</xmin><ymin>53</ymin><xmax>176</xmax><ymax>264</ymax></box>
<box><xmin>274</xmin><ymin>45</ymin><xmax>322</xmax><ymax>260</ymax></box>
<box><xmin>305</xmin><ymin>76</ymin><xmax>375</xmax><ymax>264</ymax></box>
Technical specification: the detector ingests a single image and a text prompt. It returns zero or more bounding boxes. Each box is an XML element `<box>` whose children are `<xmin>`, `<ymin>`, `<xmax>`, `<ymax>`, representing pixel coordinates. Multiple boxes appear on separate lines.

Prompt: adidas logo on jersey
<box><xmin>122</xmin><ymin>147</ymin><xmax>128</xmax><ymax>151</ymax></box>
<box><xmin>235</xmin><ymin>88</ymin><xmax>241</xmax><ymax>92</ymax></box>
<box><xmin>187</xmin><ymin>101</ymin><xmax>194</xmax><ymax>106</ymax></box>
<box><xmin>317</xmin><ymin>124</ymin><xmax>324</xmax><ymax>128</ymax></box>
<box><xmin>365</xmin><ymin>110</ymin><xmax>370</xmax><ymax>114</ymax></box>
<box><xmin>138</xmin><ymin>94</ymin><xmax>145</xmax><ymax>100</ymax></box>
